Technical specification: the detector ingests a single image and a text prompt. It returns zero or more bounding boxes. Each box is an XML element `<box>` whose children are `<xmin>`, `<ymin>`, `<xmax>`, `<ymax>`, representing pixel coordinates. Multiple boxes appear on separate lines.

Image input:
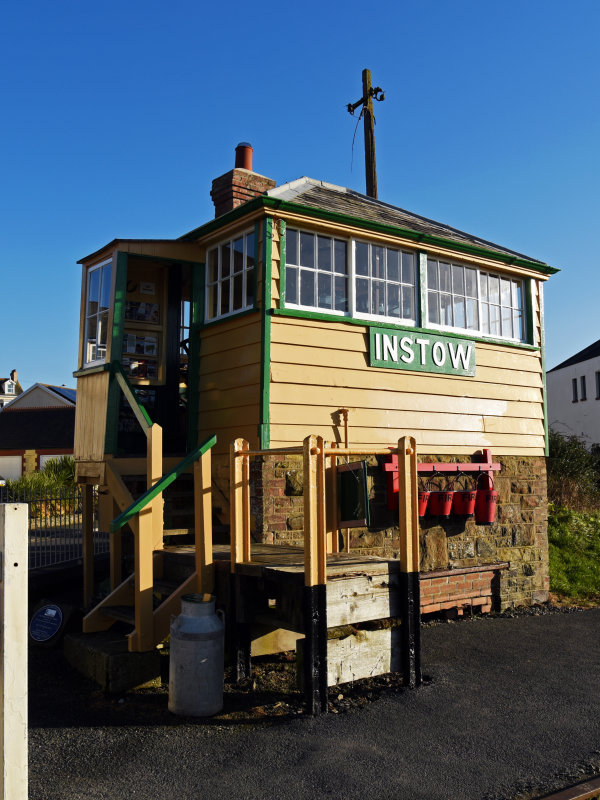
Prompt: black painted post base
<box><xmin>303</xmin><ymin>584</ymin><xmax>328</xmax><ymax>715</ymax></box>
<box><xmin>400</xmin><ymin>570</ymin><xmax>422</xmax><ymax>688</ymax></box>
<box><xmin>230</xmin><ymin>573</ymin><xmax>251</xmax><ymax>682</ymax></box>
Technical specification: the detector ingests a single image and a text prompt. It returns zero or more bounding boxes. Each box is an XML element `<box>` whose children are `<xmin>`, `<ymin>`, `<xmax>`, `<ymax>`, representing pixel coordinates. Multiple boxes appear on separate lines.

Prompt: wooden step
<box><xmin>152</xmin><ymin>579</ymin><xmax>179</xmax><ymax>597</ymax></box>
<box><xmin>100</xmin><ymin>605</ymin><xmax>135</xmax><ymax>625</ymax></box>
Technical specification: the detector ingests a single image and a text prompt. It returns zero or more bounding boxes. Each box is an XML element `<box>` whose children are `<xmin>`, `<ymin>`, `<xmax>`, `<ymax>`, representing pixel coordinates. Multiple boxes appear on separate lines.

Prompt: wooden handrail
<box><xmin>110</xmin><ymin>434</ymin><xmax>217</xmax><ymax>533</ymax></box>
<box><xmin>112</xmin><ymin>361</ymin><xmax>153</xmax><ymax>432</ymax></box>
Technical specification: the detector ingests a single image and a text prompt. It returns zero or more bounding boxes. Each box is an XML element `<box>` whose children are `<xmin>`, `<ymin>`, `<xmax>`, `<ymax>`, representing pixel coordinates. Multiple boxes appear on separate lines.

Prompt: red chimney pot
<box><xmin>235</xmin><ymin>142</ymin><xmax>253</xmax><ymax>171</ymax></box>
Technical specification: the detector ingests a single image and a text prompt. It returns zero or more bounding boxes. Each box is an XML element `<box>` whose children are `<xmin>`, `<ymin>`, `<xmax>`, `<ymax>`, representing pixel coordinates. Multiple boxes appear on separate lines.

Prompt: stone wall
<box><xmin>249</xmin><ymin>452</ymin><xmax>549</xmax><ymax>609</ymax></box>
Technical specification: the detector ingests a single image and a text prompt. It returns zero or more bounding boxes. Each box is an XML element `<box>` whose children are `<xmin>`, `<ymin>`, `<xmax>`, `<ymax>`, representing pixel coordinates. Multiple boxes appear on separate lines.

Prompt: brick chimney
<box><xmin>10</xmin><ymin>369</ymin><xmax>17</xmax><ymax>383</ymax></box>
<box><xmin>210</xmin><ymin>143</ymin><xmax>276</xmax><ymax>218</ymax></box>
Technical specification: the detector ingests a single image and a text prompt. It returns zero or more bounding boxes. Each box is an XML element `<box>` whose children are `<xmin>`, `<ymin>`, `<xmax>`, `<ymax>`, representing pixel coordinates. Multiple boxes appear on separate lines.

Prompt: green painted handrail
<box><xmin>109</xmin><ymin>434</ymin><xmax>217</xmax><ymax>533</ymax></box>
<box><xmin>112</xmin><ymin>361</ymin><xmax>153</xmax><ymax>431</ymax></box>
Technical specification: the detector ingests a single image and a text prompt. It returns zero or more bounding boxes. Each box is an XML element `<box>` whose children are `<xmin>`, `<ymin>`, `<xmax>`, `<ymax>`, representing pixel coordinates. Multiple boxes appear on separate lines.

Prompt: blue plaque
<box><xmin>29</xmin><ymin>604</ymin><xmax>64</xmax><ymax>642</ymax></box>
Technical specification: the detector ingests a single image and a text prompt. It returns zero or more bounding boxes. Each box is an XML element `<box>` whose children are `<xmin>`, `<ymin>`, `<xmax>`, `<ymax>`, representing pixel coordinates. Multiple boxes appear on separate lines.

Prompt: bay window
<box><xmin>206</xmin><ymin>229</ymin><xmax>256</xmax><ymax>321</ymax></box>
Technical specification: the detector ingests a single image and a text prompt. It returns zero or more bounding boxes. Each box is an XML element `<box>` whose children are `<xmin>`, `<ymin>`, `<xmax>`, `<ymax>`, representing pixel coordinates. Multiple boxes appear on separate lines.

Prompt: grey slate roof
<box><xmin>266</xmin><ymin>178</ymin><xmax>544</xmax><ymax>263</ymax></box>
<box><xmin>548</xmin><ymin>339</ymin><xmax>600</xmax><ymax>373</ymax></box>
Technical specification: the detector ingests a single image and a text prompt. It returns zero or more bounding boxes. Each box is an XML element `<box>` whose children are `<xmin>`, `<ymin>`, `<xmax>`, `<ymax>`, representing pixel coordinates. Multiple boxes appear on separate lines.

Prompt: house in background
<box><xmin>0</xmin><ymin>369</ymin><xmax>22</xmax><ymax>409</ymax></box>
<box><xmin>547</xmin><ymin>339</ymin><xmax>600</xmax><ymax>448</ymax></box>
<box><xmin>0</xmin><ymin>383</ymin><xmax>76</xmax><ymax>478</ymax></box>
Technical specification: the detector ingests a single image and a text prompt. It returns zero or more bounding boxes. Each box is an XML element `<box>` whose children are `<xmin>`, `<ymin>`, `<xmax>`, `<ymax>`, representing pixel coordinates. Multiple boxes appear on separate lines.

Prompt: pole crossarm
<box><xmin>109</xmin><ymin>434</ymin><xmax>217</xmax><ymax>532</ymax></box>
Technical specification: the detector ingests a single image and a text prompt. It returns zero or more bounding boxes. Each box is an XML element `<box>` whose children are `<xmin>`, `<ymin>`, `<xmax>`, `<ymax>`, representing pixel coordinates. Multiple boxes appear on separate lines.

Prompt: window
<box><xmin>285</xmin><ymin>229</ymin><xmax>348</xmax><ymax>313</ymax></box>
<box><xmin>480</xmin><ymin>272</ymin><xmax>524</xmax><ymax>340</ymax></box>
<box><xmin>354</xmin><ymin>242</ymin><xmax>415</xmax><ymax>322</ymax></box>
<box><xmin>84</xmin><ymin>259</ymin><xmax>112</xmax><ymax>365</ymax></box>
<box><xmin>580</xmin><ymin>375</ymin><xmax>587</xmax><ymax>401</ymax></box>
<box><xmin>572</xmin><ymin>378</ymin><xmax>578</xmax><ymax>403</ymax></box>
<box><xmin>5</xmin><ymin>382</ymin><xmax>14</xmax><ymax>395</ymax></box>
<box><xmin>206</xmin><ymin>230</ymin><xmax>255</xmax><ymax>321</ymax></box>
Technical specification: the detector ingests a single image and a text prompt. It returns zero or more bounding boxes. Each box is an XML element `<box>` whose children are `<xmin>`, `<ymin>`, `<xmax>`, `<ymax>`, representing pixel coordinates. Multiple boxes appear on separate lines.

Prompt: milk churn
<box><xmin>168</xmin><ymin>593</ymin><xmax>225</xmax><ymax>717</ymax></box>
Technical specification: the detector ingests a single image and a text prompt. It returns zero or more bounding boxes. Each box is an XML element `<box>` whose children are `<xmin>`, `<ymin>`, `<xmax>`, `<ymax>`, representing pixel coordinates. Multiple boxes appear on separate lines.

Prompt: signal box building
<box><xmin>73</xmin><ymin>144</ymin><xmax>557</xmax><ymax>669</ymax></box>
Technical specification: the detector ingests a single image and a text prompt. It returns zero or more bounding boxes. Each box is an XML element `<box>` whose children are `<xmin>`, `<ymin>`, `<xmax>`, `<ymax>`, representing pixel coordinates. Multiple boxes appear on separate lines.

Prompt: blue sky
<box><xmin>2</xmin><ymin>0</ymin><xmax>598</xmax><ymax>389</ymax></box>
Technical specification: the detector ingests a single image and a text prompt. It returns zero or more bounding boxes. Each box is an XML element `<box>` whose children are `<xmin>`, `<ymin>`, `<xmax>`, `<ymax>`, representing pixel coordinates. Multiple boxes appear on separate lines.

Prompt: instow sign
<box><xmin>369</xmin><ymin>328</ymin><xmax>476</xmax><ymax>376</ymax></box>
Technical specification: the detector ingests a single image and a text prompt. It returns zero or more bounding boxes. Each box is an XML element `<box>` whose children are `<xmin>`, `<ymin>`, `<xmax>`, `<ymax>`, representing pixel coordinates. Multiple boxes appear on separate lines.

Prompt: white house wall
<box><xmin>547</xmin><ymin>354</ymin><xmax>600</xmax><ymax>447</ymax></box>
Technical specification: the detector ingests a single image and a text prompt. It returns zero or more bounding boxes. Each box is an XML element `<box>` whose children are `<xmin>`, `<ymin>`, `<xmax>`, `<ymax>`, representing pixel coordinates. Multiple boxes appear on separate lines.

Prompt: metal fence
<box><xmin>0</xmin><ymin>486</ymin><xmax>110</xmax><ymax>570</ymax></box>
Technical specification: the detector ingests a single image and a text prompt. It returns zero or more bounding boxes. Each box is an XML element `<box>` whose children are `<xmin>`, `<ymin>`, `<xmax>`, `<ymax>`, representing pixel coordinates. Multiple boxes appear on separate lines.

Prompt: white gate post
<box><xmin>0</xmin><ymin>503</ymin><xmax>28</xmax><ymax>800</ymax></box>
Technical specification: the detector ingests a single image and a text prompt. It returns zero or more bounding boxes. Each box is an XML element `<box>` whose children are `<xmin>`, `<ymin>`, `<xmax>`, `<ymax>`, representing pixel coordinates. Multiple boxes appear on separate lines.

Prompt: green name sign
<box><xmin>369</xmin><ymin>328</ymin><xmax>476</xmax><ymax>376</ymax></box>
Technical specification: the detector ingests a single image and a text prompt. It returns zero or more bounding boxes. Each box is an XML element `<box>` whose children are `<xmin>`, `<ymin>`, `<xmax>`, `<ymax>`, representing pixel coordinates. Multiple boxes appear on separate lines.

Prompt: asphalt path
<box><xmin>29</xmin><ymin>608</ymin><xmax>600</xmax><ymax>800</ymax></box>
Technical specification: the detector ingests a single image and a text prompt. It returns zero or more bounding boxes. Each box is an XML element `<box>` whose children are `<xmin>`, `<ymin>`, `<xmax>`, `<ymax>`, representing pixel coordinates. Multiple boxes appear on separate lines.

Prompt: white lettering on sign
<box><xmin>370</xmin><ymin>328</ymin><xmax>475</xmax><ymax>376</ymax></box>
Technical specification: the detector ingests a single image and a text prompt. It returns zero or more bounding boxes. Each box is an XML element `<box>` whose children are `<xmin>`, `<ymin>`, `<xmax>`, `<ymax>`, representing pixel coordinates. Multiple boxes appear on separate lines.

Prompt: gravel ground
<box><xmin>28</xmin><ymin>604</ymin><xmax>600</xmax><ymax>800</ymax></box>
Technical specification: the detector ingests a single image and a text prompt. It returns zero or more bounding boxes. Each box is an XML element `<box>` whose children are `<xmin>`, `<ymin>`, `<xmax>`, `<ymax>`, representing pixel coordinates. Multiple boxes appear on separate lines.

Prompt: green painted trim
<box><xmin>110</xmin><ymin>434</ymin><xmax>217</xmax><ymax>532</ymax></box>
<box><xmin>113</xmin><ymin>363</ymin><xmax>153</xmax><ymax>429</ymax></box>
<box><xmin>539</xmin><ymin>283</ymin><xmax>549</xmax><ymax>456</ymax></box>
<box><xmin>418</xmin><ymin>252</ymin><xmax>428</xmax><ymax>328</ymax></box>
<box><xmin>178</xmin><ymin>195</ymin><xmax>559</xmax><ymax>277</ymax></box>
<box><xmin>72</xmin><ymin>364</ymin><xmax>111</xmax><ymax>378</ymax></box>
<box><xmin>201</xmin><ymin>307</ymin><xmax>260</xmax><ymax>329</ymax></box>
<box><xmin>259</xmin><ymin>219</ymin><xmax>273</xmax><ymax>449</ymax></box>
<box><xmin>279</xmin><ymin>219</ymin><xmax>287</xmax><ymax>308</ymax></box>
<box><xmin>105</xmin><ymin>253</ymin><xmax>128</xmax><ymax>455</ymax></box>
<box><xmin>525</xmin><ymin>278</ymin><xmax>535</xmax><ymax>347</ymax></box>
<box><xmin>253</xmin><ymin>221</ymin><xmax>260</xmax><ymax>310</ymax></box>
<box><xmin>186</xmin><ymin>263</ymin><xmax>203</xmax><ymax>451</ymax></box>
<box><xmin>270</xmin><ymin>307</ymin><xmax>540</xmax><ymax>352</ymax></box>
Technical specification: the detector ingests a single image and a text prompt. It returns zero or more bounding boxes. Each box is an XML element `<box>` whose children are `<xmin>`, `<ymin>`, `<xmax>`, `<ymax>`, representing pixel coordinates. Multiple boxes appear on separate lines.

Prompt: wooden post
<box><xmin>397</xmin><ymin>436</ymin><xmax>421</xmax><ymax>688</ymax></box>
<box><xmin>82</xmin><ymin>484</ymin><xmax>94</xmax><ymax>607</ymax></box>
<box><xmin>99</xmin><ymin>486</ymin><xmax>121</xmax><ymax>591</ymax></box>
<box><xmin>242</xmin><ymin>441</ymin><xmax>251</xmax><ymax>563</ymax></box>
<box><xmin>230</xmin><ymin>438</ymin><xmax>250</xmax><ymax>680</ymax></box>
<box><xmin>362</xmin><ymin>69</ymin><xmax>378</xmax><ymax>199</ymax></box>
<box><xmin>131</xmin><ymin>501</ymin><xmax>155</xmax><ymax>652</ymax></box>
<box><xmin>302</xmin><ymin>435</ymin><xmax>328</xmax><ymax>715</ymax></box>
<box><xmin>147</xmin><ymin>423</ymin><xmax>163</xmax><ymax>552</ymax></box>
<box><xmin>0</xmin><ymin>504</ymin><xmax>28</xmax><ymax>800</ymax></box>
<box><xmin>194</xmin><ymin>448</ymin><xmax>213</xmax><ymax>594</ymax></box>
<box><xmin>330</xmin><ymin>442</ymin><xmax>339</xmax><ymax>554</ymax></box>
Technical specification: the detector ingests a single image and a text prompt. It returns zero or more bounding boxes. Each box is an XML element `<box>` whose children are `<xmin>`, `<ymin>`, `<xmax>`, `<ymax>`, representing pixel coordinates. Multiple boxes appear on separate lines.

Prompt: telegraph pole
<box><xmin>347</xmin><ymin>69</ymin><xmax>385</xmax><ymax>198</ymax></box>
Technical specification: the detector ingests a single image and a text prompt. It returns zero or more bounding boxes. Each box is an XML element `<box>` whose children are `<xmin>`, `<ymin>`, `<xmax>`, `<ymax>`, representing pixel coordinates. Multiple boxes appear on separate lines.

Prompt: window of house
<box><xmin>285</xmin><ymin>229</ymin><xmax>348</xmax><ymax>313</ymax></box>
<box><xmin>205</xmin><ymin>230</ymin><xmax>255</xmax><ymax>321</ymax></box>
<box><xmin>84</xmin><ymin>259</ymin><xmax>112</xmax><ymax>365</ymax></box>
<box><xmin>580</xmin><ymin>375</ymin><xmax>587</xmax><ymax>401</ymax></box>
<box><xmin>5</xmin><ymin>383</ymin><xmax>14</xmax><ymax>395</ymax></box>
<box><xmin>572</xmin><ymin>378</ymin><xmax>578</xmax><ymax>402</ymax></box>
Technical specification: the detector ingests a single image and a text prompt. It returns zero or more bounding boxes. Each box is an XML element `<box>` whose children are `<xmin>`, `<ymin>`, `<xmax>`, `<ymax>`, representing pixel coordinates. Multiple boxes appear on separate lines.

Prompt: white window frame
<box><xmin>351</xmin><ymin>238</ymin><xmax>417</xmax><ymax>326</ymax></box>
<box><xmin>83</xmin><ymin>258</ymin><xmax>113</xmax><ymax>366</ymax></box>
<box><xmin>205</xmin><ymin>229</ymin><xmax>256</xmax><ymax>322</ymax></box>
<box><xmin>284</xmin><ymin>229</ymin><xmax>348</xmax><ymax>317</ymax></box>
<box><xmin>425</xmin><ymin>256</ymin><xmax>527</xmax><ymax>343</ymax></box>
<box><xmin>5</xmin><ymin>382</ymin><xmax>14</xmax><ymax>395</ymax></box>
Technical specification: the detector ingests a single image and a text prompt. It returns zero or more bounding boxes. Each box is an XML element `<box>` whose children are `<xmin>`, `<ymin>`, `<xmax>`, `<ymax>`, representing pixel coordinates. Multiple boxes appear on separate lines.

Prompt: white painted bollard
<box><xmin>0</xmin><ymin>504</ymin><xmax>28</xmax><ymax>800</ymax></box>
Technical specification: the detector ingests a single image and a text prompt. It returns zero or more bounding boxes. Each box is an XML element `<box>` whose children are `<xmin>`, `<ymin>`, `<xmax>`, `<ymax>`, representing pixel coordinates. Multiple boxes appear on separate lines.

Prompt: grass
<box><xmin>548</xmin><ymin>505</ymin><xmax>600</xmax><ymax>602</ymax></box>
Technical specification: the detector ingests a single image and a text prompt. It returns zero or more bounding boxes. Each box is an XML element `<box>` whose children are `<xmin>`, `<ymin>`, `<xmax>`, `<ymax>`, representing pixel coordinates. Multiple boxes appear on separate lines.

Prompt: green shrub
<box><xmin>6</xmin><ymin>456</ymin><xmax>76</xmax><ymax>493</ymax></box>
<box><xmin>548</xmin><ymin>505</ymin><xmax>600</xmax><ymax>599</ymax></box>
<box><xmin>547</xmin><ymin>429</ymin><xmax>600</xmax><ymax>511</ymax></box>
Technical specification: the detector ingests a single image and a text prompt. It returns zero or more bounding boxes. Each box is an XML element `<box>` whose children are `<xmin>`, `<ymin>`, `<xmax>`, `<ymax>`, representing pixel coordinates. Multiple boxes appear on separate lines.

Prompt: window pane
<box><xmin>387</xmin><ymin>249</ymin><xmax>399</xmax><ymax>282</ymax></box>
<box><xmin>501</xmin><ymin>278</ymin><xmax>511</xmax><ymax>307</ymax></box>
<box><xmin>246</xmin><ymin>268</ymin><xmax>255</xmax><ymax>307</ymax></box>
<box><xmin>87</xmin><ymin>269</ymin><xmax>100</xmax><ymax>315</ymax></box>
<box><xmin>428</xmin><ymin>291</ymin><xmax>440</xmax><ymax>324</ymax></box>
<box><xmin>334</xmin><ymin>276</ymin><xmax>347</xmax><ymax>311</ymax></box>
<box><xmin>373</xmin><ymin>280</ymin><xmax>385</xmax><ymax>315</ymax></box>
<box><xmin>372</xmin><ymin>246</ymin><xmax>384</xmax><ymax>279</ymax></box>
<box><xmin>427</xmin><ymin>259</ymin><xmax>438</xmax><ymax>290</ymax></box>
<box><xmin>387</xmin><ymin>283</ymin><xmax>399</xmax><ymax>317</ymax></box>
<box><xmin>465</xmin><ymin>268</ymin><xmax>477</xmax><ymax>298</ymax></box>
<box><xmin>334</xmin><ymin>240</ymin><xmax>346</xmax><ymax>274</ymax></box>
<box><xmin>402</xmin><ymin>252</ymin><xmax>415</xmax><ymax>285</ymax></box>
<box><xmin>454</xmin><ymin>296</ymin><xmax>466</xmax><ymax>329</ymax></box>
<box><xmin>220</xmin><ymin>279</ymin><xmax>230</xmax><ymax>315</ymax></box>
<box><xmin>466</xmin><ymin>298</ymin><xmax>478</xmax><ymax>329</ymax></box>
<box><xmin>317</xmin><ymin>236</ymin><xmax>332</xmax><ymax>271</ymax></box>
<box><xmin>512</xmin><ymin>281</ymin><xmax>522</xmax><ymax>309</ymax></box>
<box><xmin>86</xmin><ymin>317</ymin><xmax>97</xmax><ymax>352</ymax></box>
<box><xmin>355</xmin><ymin>242</ymin><xmax>369</xmax><ymax>276</ymax></box>
<box><xmin>452</xmin><ymin>264</ymin><xmax>464</xmax><ymax>296</ymax></box>
<box><xmin>402</xmin><ymin>286</ymin><xmax>415</xmax><ymax>320</ymax></box>
<box><xmin>233</xmin><ymin>238</ymin><xmax>244</xmax><ymax>272</ymax></box>
<box><xmin>98</xmin><ymin>312</ymin><xmax>109</xmax><ymax>346</ymax></box>
<box><xmin>300</xmin><ymin>269</ymin><xmax>315</xmax><ymax>306</ymax></box>
<box><xmin>209</xmin><ymin>249</ymin><xmax>219</xmax><ymax>283</ymax></box>
<box><xmin>481</xmin><ymin>303</ymin><xmax>489</xmax><ymax>334</ymax></box>
<box><xmin>233</xmin><ymin>274</ymin><xmax>243</xmax><ymax>310</ymax></box>
<box><xmin>208</xmin><ymin>284</ymin><xmax>217</xmax><ymax>319</ymax></box>
<box><xmin>489</xmin><ymin>304</ymin><xmax>500</xmax><ymax>335</ymax></box>
<box><xmin>221</xmin><ymin>243</ymin><xmax>231</xmax><ymax>277</ymax></box>
<box><xmin>480</xmin><ymin>273</ymin><xmax>488</xmax><ymax>302</ymax></box>
<box><xmin>318</xmin><ymin>272</ymin><xmax>332</xmax><ymax>309</ymax></box>
<box><xmin>439</xmin><ymin>263</ymin><xmax>451</xmax><ymax>293</ymax></box>
<box><xmin>300</xmin><ymin>232</ymin><xmax>314</xmax><ymax>268</ymax></box>
<box><xmin>246</xmin><ymin>232</ymin><xmax>255</xmax><ymax>269</ymax></box>
<box><xmin>513</xmin><ymin>310</ymin><xmax>523</xmax><ymax>341</ymax></box>
<box><xmin>286</xmin><ymin>229</ymin><xmax>298</xmax><ymax>265</ymax></box>
<box><xmin>440</xmin><ymin>293</ymin><xmax>453</xmax><ymax>325</ymax></box>
<box><xmin>286</xmin><ymin>267</ymin><xmax>298</xmax><ymax>304</ymax></box>
<box><xmin>489</xmin><ymin>275</ymin><xmax>500</xmax><ymax>303</ymax></box>
<box><xmin>501</xmin><ymin>305</ymin><xmax>512</xmax><ymax>338</ymax></box>
<box><xmin>356</xmin><ymin>277</ymin><xmax>369</xmax><ymax>313</ymax></box>
<box><xmin>99</xmin><ymin>265</ymin><xmax>112</xmax><ymax>311</ymax></box>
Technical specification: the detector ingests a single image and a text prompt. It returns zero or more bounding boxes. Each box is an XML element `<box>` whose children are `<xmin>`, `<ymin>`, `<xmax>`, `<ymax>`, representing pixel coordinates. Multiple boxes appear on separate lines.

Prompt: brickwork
<box><xmin>420</xmin><ymin>565</ymin><xmax>507</xmax><ymax>615</ymax></box>
<box><xmin>210</xmin><ymin>169</ymin><xmax>277</xmax><ymax>218</ymax></box>
<box><xmin>250</xmin><ymin>452</ymin><xmax>549</xmax><ymax>610</ymax></box>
